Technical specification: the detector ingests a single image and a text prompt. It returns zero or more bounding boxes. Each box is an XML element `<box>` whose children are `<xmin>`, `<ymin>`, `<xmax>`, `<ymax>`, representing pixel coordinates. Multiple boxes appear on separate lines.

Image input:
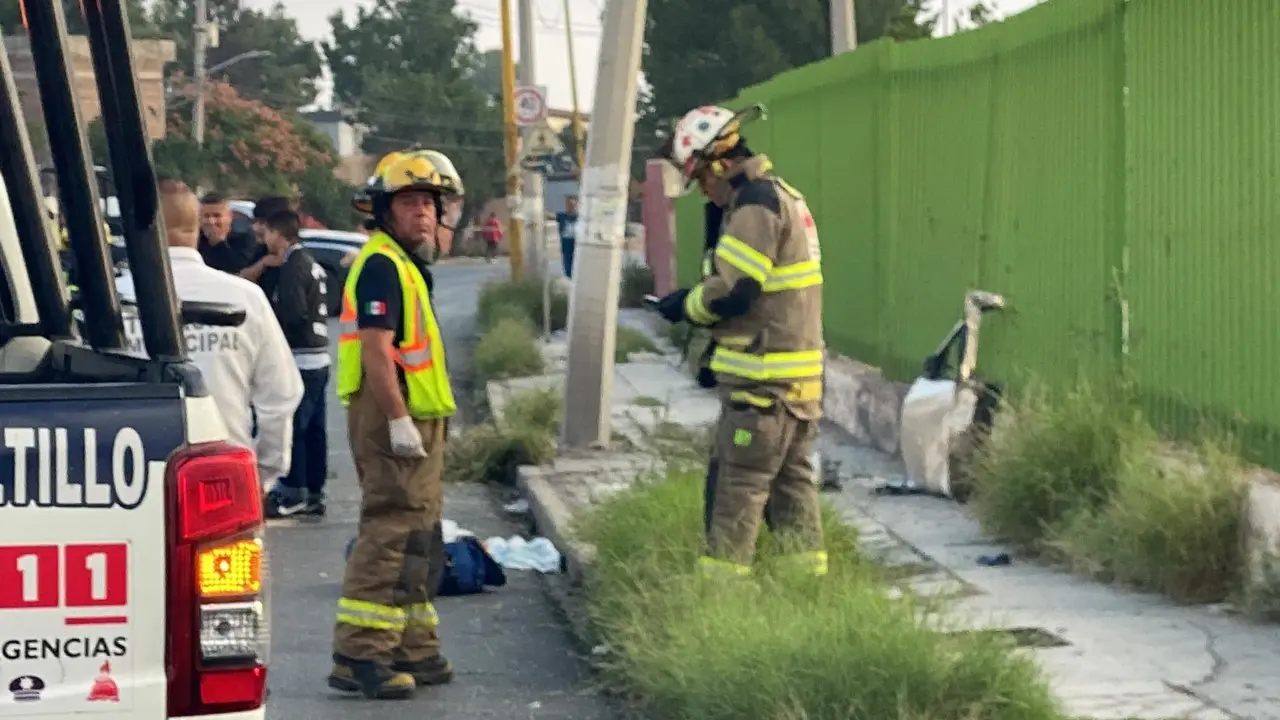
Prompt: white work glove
<box><xmin>388</xmin><ymin>416</ymin><xmax>428</xmax><ymax>458</ymax></box>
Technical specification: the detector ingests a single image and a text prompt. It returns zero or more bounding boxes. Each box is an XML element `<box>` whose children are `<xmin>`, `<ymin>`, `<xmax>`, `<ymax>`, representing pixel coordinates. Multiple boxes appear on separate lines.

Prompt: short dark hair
<box><xmin>254</xmin><ymin>195</ymin><xmax>291</xmax><ymax>220</ymax></box>
<box><xmin>263</xmin><ymin>209</ymin><xmax>300</xmax><ymax>241</ymax></box>
<box><xmin>199</xmin><ymin>191</ymin><xmax>227</xmax><ymax>205</ymax></box>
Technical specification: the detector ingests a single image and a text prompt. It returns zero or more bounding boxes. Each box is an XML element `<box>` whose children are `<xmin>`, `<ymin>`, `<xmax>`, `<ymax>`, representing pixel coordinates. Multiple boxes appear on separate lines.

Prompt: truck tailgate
<box><xmin>0</xmin><ymin>383</ymin><xmax>185</xmax><ymax>719</ymax></box>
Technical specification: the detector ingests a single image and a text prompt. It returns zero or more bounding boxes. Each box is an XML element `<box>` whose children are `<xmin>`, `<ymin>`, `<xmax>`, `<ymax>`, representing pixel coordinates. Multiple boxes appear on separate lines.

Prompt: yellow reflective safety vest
<box><xmin>336</xmin><ymin>232</ymin><xmax>456</xmax><ymax>419</ymax></box>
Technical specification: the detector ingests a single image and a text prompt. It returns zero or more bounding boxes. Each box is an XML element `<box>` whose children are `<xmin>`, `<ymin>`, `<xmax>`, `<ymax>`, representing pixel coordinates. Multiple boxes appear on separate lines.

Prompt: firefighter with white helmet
<box><xmin>655</xmin><ymin>103</ymin><xmax>828</xmax><ymax>579</ymax></box>
<box><xmin>329</xmin><ymin>152</ymin><xmax>458</xmax><ymax>699</ymax></box>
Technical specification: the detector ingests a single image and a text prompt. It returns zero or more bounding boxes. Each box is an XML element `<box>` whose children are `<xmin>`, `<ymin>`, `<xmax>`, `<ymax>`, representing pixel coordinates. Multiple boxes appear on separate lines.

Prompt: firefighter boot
<box><xmin>393</xmin><ymin>654</ymin><xmax>454</xmax><ymax>686</ymax></box>
<box><xmin>327</xmin><ymin>655</ymin><xmax>416</xmax><ymax>699</ymax></box>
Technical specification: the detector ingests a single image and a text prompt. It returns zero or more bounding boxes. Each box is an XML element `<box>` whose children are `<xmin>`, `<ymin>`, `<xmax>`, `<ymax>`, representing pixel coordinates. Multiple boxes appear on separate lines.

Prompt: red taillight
<box><xmin>199</xmin><ymin>666</ymin><xmax>266</xmax><ymax>706</ymax></box>
<box><xmin>166</xmin><ymin>441</ymin><xmax>269</xmax><ymax>718</ymax></box>
<box><xmin>176</xmin><ymin>447</ymin><xmax>263</xmax><ymax>543</ymax></box>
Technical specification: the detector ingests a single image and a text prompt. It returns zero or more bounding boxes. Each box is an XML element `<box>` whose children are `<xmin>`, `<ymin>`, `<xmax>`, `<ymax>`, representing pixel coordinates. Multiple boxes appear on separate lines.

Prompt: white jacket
<box><xmin>115</xmin><ymin>246</ymin><xmax>304</xmax><ymax>483</ymax></box>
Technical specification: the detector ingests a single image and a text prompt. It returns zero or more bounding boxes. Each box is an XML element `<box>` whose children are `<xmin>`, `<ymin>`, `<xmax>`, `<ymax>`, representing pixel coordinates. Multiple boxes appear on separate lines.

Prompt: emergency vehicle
<box><xmin>0</xmin><ymin>2</ymin><xmax>268</xmax><ymax>719</ymax></box>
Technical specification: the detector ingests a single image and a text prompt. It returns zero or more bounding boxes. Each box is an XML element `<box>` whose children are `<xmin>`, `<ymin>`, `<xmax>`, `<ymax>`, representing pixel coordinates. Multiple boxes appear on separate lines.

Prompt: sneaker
<box><xmin>301</xmin><ymin>495</ymin><xmax>327</xmax><ymax>517</ymax></box>
<box><xmin>264</xmin><ymin>490</ymin><xmax>307</xmax><ymax>519</ymax></box>
<box><xmin>327</xmin><ymin>657</ymin><xmax>416</xmax><ymax>699</ymax></box>
<box><xmin>392</xmin><ymin>655</ymin><xmax>454</xmax><ymax>686</ymax></box>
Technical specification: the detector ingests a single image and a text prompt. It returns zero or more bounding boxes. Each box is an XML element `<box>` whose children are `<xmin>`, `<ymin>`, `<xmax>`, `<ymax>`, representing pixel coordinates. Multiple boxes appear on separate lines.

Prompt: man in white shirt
<box><xmin>116</xmin><ymin>180</ymin><xmax>303</xmax><ymax>485</ymax></box>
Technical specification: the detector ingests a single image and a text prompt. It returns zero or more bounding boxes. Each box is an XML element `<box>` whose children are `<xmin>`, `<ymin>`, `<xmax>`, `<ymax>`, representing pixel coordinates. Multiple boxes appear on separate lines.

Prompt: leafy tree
<box><xmin>324</xmin><ymin>0</ymin><xmax>506</xmax><ymax>206</ymax></box>
<box><xmin>642</xmin><ymin>0</ymin><xmax>938</xmax><ymax>131</ymax></box>
<box><xmin>469</xmin><ymin>48</ymin><xmax>521</xmax><ymax>101</ymax></box>
<box><xmin>296</xmin><ymin>166</ymin><xmax>364</xmax><ymax>231</ymax></box>
<box><xmin>148</xmin><ymin>0</ymin><xmax>321</xmax><ymax>110</ymax></box>
<box><xmin>112</xmin><ymin>77</ymin><xmax>331</xmax><ymax>196</ymax></box>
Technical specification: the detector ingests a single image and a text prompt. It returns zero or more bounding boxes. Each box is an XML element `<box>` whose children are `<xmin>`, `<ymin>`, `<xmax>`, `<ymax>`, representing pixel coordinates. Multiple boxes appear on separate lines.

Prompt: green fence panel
<box><xmin>664</xmin><ymin>0</ymin><xmax>1280</xmax><ymax>466</ymax></box>
<box><xmin>1125</xmin><ymin>0</ymin><xmax>1280</xmax><ymax>465</ymax></box>
<box><xmin>976</xmin><ymin>0</ymin><xmax>1125</xmax><ymax>386</ymax></box>
<box><xmin>874</xmin><ymin>33</ymin><xmax>995</xmax><ymax>380</ymax></box>
<box><xmin>814</xmin><ymin>44</ymin><xmax>890</xmax><ymax>367</ymax></box>
<box><xmin>675</xmin><ymin>195</ymin><xmax>703</xmax><ymax>287</ymax></box>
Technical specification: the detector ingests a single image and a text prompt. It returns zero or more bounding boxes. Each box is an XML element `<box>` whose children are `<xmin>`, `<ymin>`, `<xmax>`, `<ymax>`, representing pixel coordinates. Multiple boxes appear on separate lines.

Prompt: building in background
<box><xmin>6</xmin><ymin>34</ymin><xmax>176</xmax><ymax>149</ymax></box>
<box><xmin>300</xmin><ymin>108</ymin><xmax>370</xmax><ymax>185</ymax></box>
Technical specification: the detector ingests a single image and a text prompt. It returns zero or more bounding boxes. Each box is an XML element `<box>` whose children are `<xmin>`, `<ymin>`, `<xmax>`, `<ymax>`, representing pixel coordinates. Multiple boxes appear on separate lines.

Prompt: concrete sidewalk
<box><xmin>496</xmin><ymin>332</ymin><xmax>1280</xmax><ymax>720</ymax></box>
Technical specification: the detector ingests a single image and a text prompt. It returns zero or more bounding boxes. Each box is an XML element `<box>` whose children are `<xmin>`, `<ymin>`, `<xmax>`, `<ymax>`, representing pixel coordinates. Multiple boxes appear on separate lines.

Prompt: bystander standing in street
<box><xmin>482</xmin><ymin>211</ymin><xmax>502</xmax><ymax>263</ymax></box>
<box><xmin>197</xmin><ymin>191</ymin><xmax>261</xmax><ymax>274</ymax></box>
<box><xmin>555</xmin><ymin>195</ymin><xmax>579</xmax><ymax>278</ymax></box>
<box><xmin>239</xmin><ymin>195</ymin><xmax>293</xmax><ymax>290</ymax></box>
<box><xmin>259</xmin><ymin>209</ymin><xmax>333</xmax><ymax>519</ymax></box>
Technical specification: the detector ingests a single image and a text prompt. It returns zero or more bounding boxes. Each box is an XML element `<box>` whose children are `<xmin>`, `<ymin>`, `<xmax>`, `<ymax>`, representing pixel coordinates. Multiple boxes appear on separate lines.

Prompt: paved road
<box><xmin>265</xmin><ymin>259</ymin><xmax>615</xmax><ymax>720</ymax></box>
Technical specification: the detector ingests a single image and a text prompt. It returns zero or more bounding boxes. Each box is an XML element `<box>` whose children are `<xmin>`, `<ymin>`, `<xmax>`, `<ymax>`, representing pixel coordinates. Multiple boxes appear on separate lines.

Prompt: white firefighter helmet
<box><xmin>420</xmin><ymin>149</ymin><xmax>464</xmax><ymax>198</ymax></box>
<box><xmin>663</xmin><ymin>103</ymin><xmax>766</xmax><ymax>196</ymax></box>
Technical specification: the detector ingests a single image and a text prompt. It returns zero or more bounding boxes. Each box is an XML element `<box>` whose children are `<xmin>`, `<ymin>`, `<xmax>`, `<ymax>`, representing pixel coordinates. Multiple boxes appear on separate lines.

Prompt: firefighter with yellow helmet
<box><xmin>328</xmin><ymin>152</ymin><xmax>457</xmax><ymax>699</ymax></box>
<box><xmin>654</xmin><ymin>104</ymin><xmax>827</xmax><ymax>579</ymax></box>
<box><xmin>354</xmin><ymin>149</ymin><xmax>464</xmax><ymax>261</ymax></box>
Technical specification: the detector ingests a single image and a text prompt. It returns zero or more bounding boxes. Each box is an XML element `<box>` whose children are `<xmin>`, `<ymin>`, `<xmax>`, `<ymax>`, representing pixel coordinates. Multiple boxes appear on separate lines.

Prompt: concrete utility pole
<box><xmin>560</xmin><ymin>0</ymin><xmax>648</xmax><ymax>450</ymax></box>
<box><xmin>193</xmin><ymin>0</ymin><xmax>208</xmax><ymax>147</ymax></box>
<box><xmin>498</xmin><ymin>0</ymin><xmax>524</xmax><ymax>278</ymax></box>
<box><xmin>830</xmin><ymin>0</ymin><xmax>858</xmax><ymax>54</ymax></box>
<box><xmin>517</xmin><ymin>0</ymin><xmax>544</xmax><ymax>280</ymax></box>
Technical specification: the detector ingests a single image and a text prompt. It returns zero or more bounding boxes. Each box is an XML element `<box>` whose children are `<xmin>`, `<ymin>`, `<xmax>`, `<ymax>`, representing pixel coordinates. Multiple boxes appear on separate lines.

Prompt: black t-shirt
<box><xmin>198</xmin><ymin>230</ymin><xmax>265</xmax><ymax>275</ymax></box>
<box><xmin>353</xmin><ymin>253</ymin><xmax>435</xmax><ymax>344</ymax></box>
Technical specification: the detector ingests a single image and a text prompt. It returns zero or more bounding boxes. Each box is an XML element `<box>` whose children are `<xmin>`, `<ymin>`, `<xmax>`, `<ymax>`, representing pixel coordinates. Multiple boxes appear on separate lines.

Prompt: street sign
<box><xmin>523</xmin><ymin>120</ymin><xmax>564</xmax><ymax>158</ymax></box>
<box><xmin>513</xmin><ymin>85</ymin><xmax>547</xmax><ymax>126</ymax></box>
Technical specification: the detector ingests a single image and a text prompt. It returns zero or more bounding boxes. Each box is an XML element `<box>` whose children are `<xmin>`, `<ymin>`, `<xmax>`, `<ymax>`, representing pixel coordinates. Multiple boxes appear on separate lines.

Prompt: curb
<box><xmin>517</xmin><ymin>465</ymin><xmax>597</xmax><ymax>586</ymax></box>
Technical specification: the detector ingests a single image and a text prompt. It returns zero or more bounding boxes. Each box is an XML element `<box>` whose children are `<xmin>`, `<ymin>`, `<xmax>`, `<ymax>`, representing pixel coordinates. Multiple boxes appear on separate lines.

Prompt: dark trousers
<box><xmin>560</xmin><ymin>236</ymin><xmax>575</xmax><ymax>278</ymax></box>
<box><xmin>279</xmin><ymin>366</ymin><xmax>330</xmax><ymax>498</ymax></box>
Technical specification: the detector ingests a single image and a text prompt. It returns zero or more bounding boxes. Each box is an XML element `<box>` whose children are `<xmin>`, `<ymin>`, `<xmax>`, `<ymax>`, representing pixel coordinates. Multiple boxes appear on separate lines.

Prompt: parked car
<box><xmin>228</xmin><ymin>199</ymin><xmax>255</xmax><ymax>235</ymax></box>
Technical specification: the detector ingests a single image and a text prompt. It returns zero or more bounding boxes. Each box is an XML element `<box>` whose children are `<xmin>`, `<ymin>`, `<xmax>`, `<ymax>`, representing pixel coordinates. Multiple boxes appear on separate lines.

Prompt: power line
<box><xmin>457</xmin><ymin>3</ymin><xmax>601</xmax><ymax>35</ymax></box>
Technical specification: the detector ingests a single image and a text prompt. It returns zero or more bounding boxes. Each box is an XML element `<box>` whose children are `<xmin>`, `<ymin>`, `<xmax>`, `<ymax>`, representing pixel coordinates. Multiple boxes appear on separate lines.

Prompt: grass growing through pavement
<box><xmin>618</xmin><ymin>261</ymin><xmax>656</xmax><ymax>308</ymax></box>
<box><xmin>473</xmin><ymin>316</ymin><xmax>544</xmax><ymax>383</ymax></box>
<box><xmin>501</xmin><ymin>385</ymin><xmax>562</xmax><ymax>435</ymax></box>
<box><xmin>615</xmin><ymin>326</ymin><xmax>658</xmax><ymax>362</ymax></box>
<box><xmin>578</xmin><ymin>470</ymin><xmax>1063</xmax><ymax>720</ymax></box>
<box><xmin>476</xmin><ymin>277</ymin><xmax>569</xmax><ymax>333</ymax></box>
<box><xmin>968</xmin><ymin>381</ymin><xmax>1148</xmax><ymax>551</ymax></box>
<box><xmin>969</xmin><ymin>380</ymin><xmax>1248</xmax><ymax>603</ymax></box>
<box><xmin>445</xmin><ymin>387</ymin><xmax>561</xmax><ymax>485</ymax></box>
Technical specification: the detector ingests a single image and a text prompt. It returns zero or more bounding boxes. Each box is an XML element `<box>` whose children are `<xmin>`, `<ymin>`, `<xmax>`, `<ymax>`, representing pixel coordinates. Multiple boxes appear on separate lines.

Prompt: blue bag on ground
<box><xmin>438</xmin><ymin>536</ymin><xmax>507</xmax><ymax>596</ymax></box>
<box><xmin>344</xmin><ymin>535</ymin><xmax>507</xmax><ymax>595</ymax></box>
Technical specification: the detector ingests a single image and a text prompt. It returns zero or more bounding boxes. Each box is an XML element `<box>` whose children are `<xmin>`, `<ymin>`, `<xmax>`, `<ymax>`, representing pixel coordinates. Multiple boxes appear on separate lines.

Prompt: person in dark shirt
<box><xmin>198</xmin><ymin>191</ymin><xmax>264</xmax><ymax>275</ymax></box>
<box><xmin>259</xmin><ymin>209</ymin><xmax>333</xmax><ymax>519</ymax></box>
<box><xmin>554</xmin><ymin>195</ymin><xmax>579</xmax><ymax>278</ymax></box>
<box><xmin>239</xmin><ymin>195</ymin><xmax>292</xmax><ymax>293</ymax></box>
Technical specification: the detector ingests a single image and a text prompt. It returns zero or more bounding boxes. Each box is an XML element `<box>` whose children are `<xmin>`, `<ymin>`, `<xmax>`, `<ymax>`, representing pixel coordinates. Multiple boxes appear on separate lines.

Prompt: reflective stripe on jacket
<box><xmin>336</xmin><ymin>232</ymin><xmax>456</xmax><ymax>420</ymax></box>
<box><xmin>682</xmin><ymin>155</ymin><xmax>825</xmax><ymax>410</ymax></box>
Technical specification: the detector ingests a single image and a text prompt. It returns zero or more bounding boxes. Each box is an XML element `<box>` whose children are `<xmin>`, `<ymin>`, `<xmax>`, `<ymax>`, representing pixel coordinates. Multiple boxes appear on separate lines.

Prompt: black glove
<box><xmin>655</xmin><ymin>288</ymin><xmax>690</xmax><ymax>323</ymax></box>
<box><xmin>696</xmin><ymin>340</ymin><xmax>718</xmax><ymax>388</ymax></box>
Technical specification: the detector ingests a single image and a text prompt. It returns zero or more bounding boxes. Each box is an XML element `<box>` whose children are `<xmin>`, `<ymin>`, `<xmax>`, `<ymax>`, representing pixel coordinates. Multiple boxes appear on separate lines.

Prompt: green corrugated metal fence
<box><xmin>674</xmin><ymin>0</ymin><xmax>1280</xmax><ymax>466</ymax></box>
